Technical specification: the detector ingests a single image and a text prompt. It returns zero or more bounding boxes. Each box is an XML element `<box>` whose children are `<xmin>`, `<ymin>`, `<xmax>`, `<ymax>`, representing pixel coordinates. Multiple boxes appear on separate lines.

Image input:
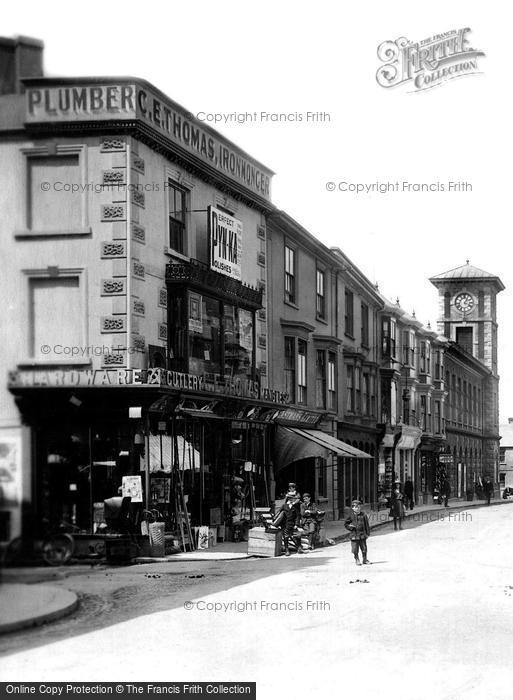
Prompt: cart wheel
<box><xmin>42</xmin><ymin>533</ymin><xmax>74</xmax><ymax>566</ymax></box>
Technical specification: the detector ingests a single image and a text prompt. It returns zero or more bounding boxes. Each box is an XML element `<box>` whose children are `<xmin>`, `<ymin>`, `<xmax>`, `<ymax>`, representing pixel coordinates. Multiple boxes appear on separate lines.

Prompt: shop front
<box><xmin>336</xmin><ymin>424</ymin><xmax>379</xmax><ymax>514</ymax></box>
<box><xmin>8</xmin><ymin>367</ymin><xmax>288</xmax><ymax>552</ymax></box>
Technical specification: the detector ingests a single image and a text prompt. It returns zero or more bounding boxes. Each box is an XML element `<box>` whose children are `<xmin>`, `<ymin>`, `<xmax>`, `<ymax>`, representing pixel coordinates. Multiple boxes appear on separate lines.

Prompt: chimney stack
<box><xmin>0</xmin><ymin>35</ymin><xmax>44</xmax><ymax>95</ymax></box>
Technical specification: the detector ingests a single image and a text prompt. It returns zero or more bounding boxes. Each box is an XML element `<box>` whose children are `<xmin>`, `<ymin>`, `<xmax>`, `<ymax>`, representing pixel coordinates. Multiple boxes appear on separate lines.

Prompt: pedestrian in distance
<box><xmin>344</xmin><ymin>499</ymin><xmax>370</xmax><ymax>565</ymax></box>
<box><xmin>439</xmin><ymin>477</ymin><xmax>451</xmax><ymax>507</ymax></box>
<box><xmin>483</xmin><ymin>476</ymin><xmax>494</xmax><ymax>505</ymax></box>
<box><xmin>389</xmin><ymin>482</ymin><xmax>405</xmax><ymax>530</ymax></box>
<box><xmin>403</xmin><ymin>476</ymin><xmax>414</xmax><ymax>510</ymax></box>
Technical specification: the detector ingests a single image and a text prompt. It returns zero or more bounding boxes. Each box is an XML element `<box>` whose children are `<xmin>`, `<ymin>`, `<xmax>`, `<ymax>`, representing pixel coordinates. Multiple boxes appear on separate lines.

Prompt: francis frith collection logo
<box><xmin>376</xmin><ymin>28</ymin><xmax>485</xmax><ymax>91</ymax></box>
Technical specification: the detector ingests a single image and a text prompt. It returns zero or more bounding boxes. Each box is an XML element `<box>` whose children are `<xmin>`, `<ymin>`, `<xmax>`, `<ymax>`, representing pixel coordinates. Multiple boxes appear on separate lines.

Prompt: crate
<box><xmin>247</xmin><ymin>527</ymin><xmax>282</xmax><ymax>557</ymax></box>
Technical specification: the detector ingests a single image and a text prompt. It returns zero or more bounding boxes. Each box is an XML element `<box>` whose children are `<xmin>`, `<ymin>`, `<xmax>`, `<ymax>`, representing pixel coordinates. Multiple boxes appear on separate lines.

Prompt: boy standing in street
<box><xmin>344</xmin><ymin>499</ymin><xmax>370</xmax><ymax>565</ymax></box>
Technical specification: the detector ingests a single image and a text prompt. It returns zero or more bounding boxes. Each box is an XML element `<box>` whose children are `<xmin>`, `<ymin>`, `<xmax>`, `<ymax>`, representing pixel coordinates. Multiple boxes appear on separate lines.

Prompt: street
<box><xmin>1</xmin><ymin>505</ymin><xmax>513</xmax><ymax>699</ymax></box>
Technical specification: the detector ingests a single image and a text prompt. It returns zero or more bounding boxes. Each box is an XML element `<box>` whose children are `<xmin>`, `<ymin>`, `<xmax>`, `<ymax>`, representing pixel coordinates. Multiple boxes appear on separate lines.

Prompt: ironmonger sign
<box><xmin>8</xmin><ymin>368</ymin><xmax>289</xmax><ymax>404</ymax></box>
<box><xmin>25</xmin><ymin>80</ymin><xmax>272</xmax><ymax>201</ymax></box>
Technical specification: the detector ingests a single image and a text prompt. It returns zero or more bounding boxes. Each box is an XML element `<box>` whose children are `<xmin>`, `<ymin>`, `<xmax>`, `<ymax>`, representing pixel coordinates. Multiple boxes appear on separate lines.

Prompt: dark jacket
<box><xmin>404</xmin><ymin>480</ymin><xmax>414</xmax><ymax>497</ymax></box>
<box><xmin>483</xmin><ymin>479</ymin><xmax>493</xmax><ymax>494</ymax></box>
<box><xmin>300</xmin><ymin>501</ymin><xmax>322</xmax><ymax>524</ymax></box>
<box><xmin>278</xmin><ymin>497</ymin><xmax>301</xmax><ymax>535</ymax></box>
<box><xmin>389</xmin><ymin>491</ymin><xmax>405</xmax><ymax>518</ymax></box>
<box><xmin>344</xmin><ymin>510</ymin><xmax>370</xmax><ymax>540</ymax></box>
<box><xmin>441</xmin><ymin>479</ymin><xmax>451</xmax><ymax>497</ymax></box>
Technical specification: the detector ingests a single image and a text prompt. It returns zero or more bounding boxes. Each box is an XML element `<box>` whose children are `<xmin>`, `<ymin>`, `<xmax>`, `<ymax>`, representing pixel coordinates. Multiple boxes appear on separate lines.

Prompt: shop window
<box><xmin>27</xmin><ymin>154</ymin><xmax>83</xmax><ymax>232</ymax></box>
<box><xmin>345</xmin><ymin>289</ymin><xmax>354</xmax><ymax>337</ymax></box>
<box><xmin>297</xmin><ymin>340</ymin><xmax>307</xmax><ymax>404</ymax></box>
<box><xmin>284</xmin><ymin>337</ymin><xmax>296</xmax><ymax>403</ymax></box>
<box><xmin>328</xmin><ymin>352</ymin><xmax>337</xmax><ymax>411</ymax></box>
<box><xmin>168</xmin><ymin>180</ymin><xmax>187</xmax><ymax>254</ymax></box>
<box><xmin>29</xmin><ymin>275</ymin><xmax>83</xmax><ymax>360</ymax></box>
<box><xmin>224</xmin><ymin>305</ymin><xmax>254</xmax><ymax>381</ymax></box>
<box><xmin>361</xmin><ymin>303</ymin><xmax>369</xmax><ymax>347</ymax></box>
<box><xmin>316</xmin><ymin>269</ymin><xmax>325</xmax><ymax>318</ymax></box>
<box><xmin>189</xmin><ymin>294</ymin><xmax>222</xmax><ymax>377</ymax></box>
<box><xmin>284</xmin><ymin>245</ymin><xmax>296</xmax><ymax>304</ymax></box>
<box><xmin>315</xmin><ymin>349</ymin><xmax>326</xmax><ymax>409</ymax></box>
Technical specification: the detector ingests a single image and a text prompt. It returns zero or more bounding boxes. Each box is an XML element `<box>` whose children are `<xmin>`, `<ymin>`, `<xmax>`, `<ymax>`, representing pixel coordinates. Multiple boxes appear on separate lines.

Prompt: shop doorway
<box><xmin>276</xmin><ymin>458</ymin><xmax>316</xmax><ymax>500</ymax></box>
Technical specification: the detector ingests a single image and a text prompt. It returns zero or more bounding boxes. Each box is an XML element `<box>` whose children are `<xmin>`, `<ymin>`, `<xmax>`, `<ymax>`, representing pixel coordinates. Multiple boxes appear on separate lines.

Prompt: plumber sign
<box><xmin>208</xmin><ymin>206</ymin><xmax>243</xmax><ymax>280</ymax></box>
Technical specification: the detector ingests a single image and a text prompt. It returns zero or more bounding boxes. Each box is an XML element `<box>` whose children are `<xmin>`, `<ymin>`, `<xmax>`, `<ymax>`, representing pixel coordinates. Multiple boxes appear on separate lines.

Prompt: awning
<box><xmin>287</xmin><ymin>428</ymin><xmax>372</xmax><ymax>458</ymax></box>
<box><xmin>274</xmin><ymin>426</ymin><xmax>372</xmax><ymax>472</ymax></box>
<box><xmin>397</xmin><ymin>435</ymin><xmax>417</xmax><ymax>450</ymax></box>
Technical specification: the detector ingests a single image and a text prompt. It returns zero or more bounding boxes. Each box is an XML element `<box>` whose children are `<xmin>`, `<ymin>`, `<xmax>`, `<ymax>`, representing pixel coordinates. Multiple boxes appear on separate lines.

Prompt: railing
<box><xmin>166</xmin><ymin>258</ymin><xmax>263</xmax><ymax>309</ymax></box>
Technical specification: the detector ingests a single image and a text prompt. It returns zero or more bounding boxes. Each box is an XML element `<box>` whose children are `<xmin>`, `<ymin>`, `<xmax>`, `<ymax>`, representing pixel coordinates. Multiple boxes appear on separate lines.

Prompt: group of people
<box><xmin>273</xmin><ymin>483</ymin><xmax>324</xmax><ymax>556</ymax></box>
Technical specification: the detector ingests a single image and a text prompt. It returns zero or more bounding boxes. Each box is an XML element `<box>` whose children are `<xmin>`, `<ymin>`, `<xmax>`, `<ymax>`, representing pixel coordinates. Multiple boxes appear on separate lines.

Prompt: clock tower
<box><xmin>429</xmin><ymin>261</ymin><xmax>505</xmax><ymax>485</ymax></box>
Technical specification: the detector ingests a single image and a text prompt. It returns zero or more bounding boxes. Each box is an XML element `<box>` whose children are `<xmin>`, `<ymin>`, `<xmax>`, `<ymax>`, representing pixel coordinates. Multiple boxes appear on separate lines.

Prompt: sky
<box><xmin>3</xmin><ymin>0</ymin><xmax>512</xmax><ymax>419</ymax></box>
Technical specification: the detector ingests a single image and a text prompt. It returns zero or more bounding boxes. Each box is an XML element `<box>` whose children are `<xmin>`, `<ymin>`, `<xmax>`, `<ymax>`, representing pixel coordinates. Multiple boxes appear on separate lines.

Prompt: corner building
<box><xmin>0</xmin><ymin>37</ymin><xmax>283</xmax><ymax>541</ymax></box>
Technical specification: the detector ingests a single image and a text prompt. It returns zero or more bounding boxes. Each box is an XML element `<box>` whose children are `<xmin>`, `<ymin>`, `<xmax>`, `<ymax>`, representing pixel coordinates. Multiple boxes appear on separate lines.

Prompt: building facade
<box><xmin>430</xmin><ymin>263</ymin><xmax>504</xmax><ymax>496</ymax></box>
<box><xmin>0</xmin><ymin>37</ymin><xmax>287</xmax><ymax>542</ymax></box>
<box><xmin>0</xmin><ymin>38</ymin><xmax>504</xmax><ymax>543</ymax></box>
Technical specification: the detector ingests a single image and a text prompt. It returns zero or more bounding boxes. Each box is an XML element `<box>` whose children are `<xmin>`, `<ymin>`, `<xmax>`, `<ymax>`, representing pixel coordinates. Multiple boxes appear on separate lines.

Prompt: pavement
<box><xmin>0</xmin><ymin>584</ymin><xmax>78</xmax><ymax>634</ymax></box>
<box><xmin>0</xmin><ymin>495</ymin><xmax>510</xmax><ymax>634</ymax></box>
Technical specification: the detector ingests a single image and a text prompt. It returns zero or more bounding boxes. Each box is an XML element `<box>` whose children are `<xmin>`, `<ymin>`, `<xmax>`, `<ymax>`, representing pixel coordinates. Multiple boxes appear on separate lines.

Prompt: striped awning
<box><xmin>286</xmin><ymin>428</ymin><xmax>372</xmax><ymax>458</ymax></box>
<box><xmin>274</xmin><ymin>426</ymin><xmax>372</xmax><ymax>471</ymax></box>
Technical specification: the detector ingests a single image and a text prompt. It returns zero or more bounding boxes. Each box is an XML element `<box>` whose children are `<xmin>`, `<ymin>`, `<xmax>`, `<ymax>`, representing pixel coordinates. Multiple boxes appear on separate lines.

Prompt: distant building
<box><xmin>499</xmin><ymin>419</ymin><xmax>513</xmax><ymax>495</ymax></box>
<box><xmin>430</xmin><ymin>262</ymin><xmax>504</xmax><ymax>497</ymax></box>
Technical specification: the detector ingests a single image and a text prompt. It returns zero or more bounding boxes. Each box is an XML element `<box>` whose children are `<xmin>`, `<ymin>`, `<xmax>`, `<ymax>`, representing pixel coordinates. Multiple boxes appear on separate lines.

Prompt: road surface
<box><xmin>1</xmin><ymin>505</ymin><xmax>513</xmax><ymax>699</ymax></box>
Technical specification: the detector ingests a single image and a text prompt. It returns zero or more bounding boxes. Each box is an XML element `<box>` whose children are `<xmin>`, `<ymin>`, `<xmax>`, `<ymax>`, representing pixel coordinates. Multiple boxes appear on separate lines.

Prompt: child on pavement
<box><xmin>344</xmin><ymin>499</ymin><xmax>370</xmax><ymax>565</ymax></box>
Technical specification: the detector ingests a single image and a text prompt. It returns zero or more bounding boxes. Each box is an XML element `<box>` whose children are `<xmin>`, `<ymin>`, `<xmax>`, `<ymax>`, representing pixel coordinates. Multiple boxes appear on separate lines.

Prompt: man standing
<box><xmin>440</xmin><ymin>477</ymin><xmax>451</xmax><ymax>507</ymax></box>
<box><xmin>483</xmin><ymin>476</ymin><xmax>494</xmax><ymax>505</ymax></box>
<box><xmin>344</xmin><ymin>499</ymin><xmax>370</xmax><ymax>565</ymax></box>
<box><xmin>403</xmin><ymin>476</ymin><xmax>414</xmax><ymax>510</ymax></box>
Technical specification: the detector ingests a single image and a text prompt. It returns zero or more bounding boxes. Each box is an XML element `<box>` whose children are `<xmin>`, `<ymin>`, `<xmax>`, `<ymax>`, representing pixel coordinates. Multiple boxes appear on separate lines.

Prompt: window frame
<box><xmin>20</xmin><ymin>145</ymin><xmax>89</xmax><ymax>236</ymax></box>
<box><xmin>361</xmin><ymin>302</ymin><xmax>369</xmax><ymax>347</ymax></box>
<box><xmin>297</xmin><ymin>339</ymin><xmax>307</xmax><ymax>405</ymax></box>
<box><xmin>284</xmin><ymin>244</ymin><xmax>296</xmax><ymax>305</ymax></box>
<box><xmin>345</xmin><ymin>289</ymin><xmax>354</xmax><ymax>337</ymax></box>
<box><xmin>316</xmin><ymin>268</ymin><xmax>326</xmax><ymax>319</ymax></box>
<box><xmin>167</xmin><ymin>179</ymin><xmax>188</xmax><ymax>255</ymax></box>
<box><xmin>22</xmin><ymin>267</ymin><xmax>88</xmax><ymax>365</ymax></box>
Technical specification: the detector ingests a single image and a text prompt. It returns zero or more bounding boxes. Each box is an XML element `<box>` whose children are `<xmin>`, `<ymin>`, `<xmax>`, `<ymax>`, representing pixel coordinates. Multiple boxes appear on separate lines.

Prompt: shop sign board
<box><xmin>25</xmin><ymin>80</ymin><xmax>272</xmax><ymax>201</ymax></box>
<box><xmin>439</xmin><ymin>454</ymin><xmax>454</xmax><ymax>464</ymax></box>
<box><xmin>208</xmin><ymin>206</ymin><xmax>243</xmax><ymax>280</ymax></box>
<box><xmin>8</xmin><ymin>367</ymin><xmax>289</xmax><ymax>405</ymax></box>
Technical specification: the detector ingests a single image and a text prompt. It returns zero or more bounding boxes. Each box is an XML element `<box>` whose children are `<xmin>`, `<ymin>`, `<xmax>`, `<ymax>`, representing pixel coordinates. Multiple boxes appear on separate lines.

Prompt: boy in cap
<box><xmin>344</xmin><ymin>499</ymin><xmax>370</xmax><ymax>565</ymax></box>
<box><xmin>274</xmin><ymin>482</ymin><xmax>304</xmax><ymax>556</ymax></box>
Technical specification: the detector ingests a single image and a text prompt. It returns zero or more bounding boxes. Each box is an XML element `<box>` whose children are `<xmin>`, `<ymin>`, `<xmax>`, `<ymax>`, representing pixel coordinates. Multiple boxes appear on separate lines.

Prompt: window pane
<box><xmin>30</xmin><ymin>277</ymin><xmax>82</xmax><ymax>359</ymax></box>
<box><xmin>189</xmin><ymin>294</ymin><xmax>221</xmax><ymax>376</ymax></box>
<box><xmin>29</xmin><ymin>156</ymin><xmax>81</xmax><ymax>231</ymax></box>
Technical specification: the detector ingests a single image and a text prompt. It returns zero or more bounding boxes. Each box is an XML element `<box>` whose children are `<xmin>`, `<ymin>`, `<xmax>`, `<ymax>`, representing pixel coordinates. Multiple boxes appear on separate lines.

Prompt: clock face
<box><xmin>454</xmin><ymin>292</ymin><xmax>475</xmax><ymax>313</ymax></box>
